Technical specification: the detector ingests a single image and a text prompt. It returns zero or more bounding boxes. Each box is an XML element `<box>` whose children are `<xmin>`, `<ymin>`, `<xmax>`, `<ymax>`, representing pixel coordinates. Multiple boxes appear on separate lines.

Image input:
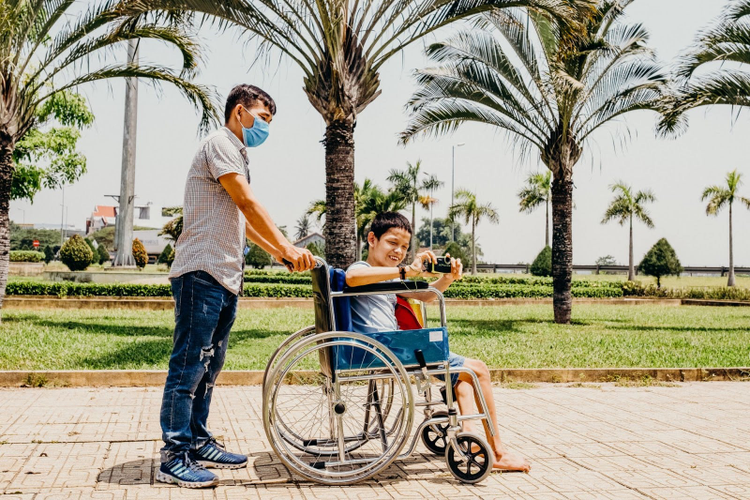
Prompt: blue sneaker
<box><xmin>191</xmin><ymin>438</ymin><xmax>248</xmax><ymax>469</ymax></box>
<box><xmin>156</xmin><ymin>452</ymin><xmax>218</xmax><ymax>488</ymax></box>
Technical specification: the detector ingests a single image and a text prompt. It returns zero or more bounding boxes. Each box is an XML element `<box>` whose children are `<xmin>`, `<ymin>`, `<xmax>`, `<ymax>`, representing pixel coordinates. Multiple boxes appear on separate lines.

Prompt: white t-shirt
<box><xmin>346</xmin><ymin>261</ymin><xmax>398</xmax><ymax>333</ymax></box>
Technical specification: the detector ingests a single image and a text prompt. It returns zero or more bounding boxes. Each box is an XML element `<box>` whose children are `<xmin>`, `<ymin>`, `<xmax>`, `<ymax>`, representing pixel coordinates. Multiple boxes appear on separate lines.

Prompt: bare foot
<box><xmin>492</xmin><ymin>451</ymin><xmax>531</xmax><ymax>473</ymax></box>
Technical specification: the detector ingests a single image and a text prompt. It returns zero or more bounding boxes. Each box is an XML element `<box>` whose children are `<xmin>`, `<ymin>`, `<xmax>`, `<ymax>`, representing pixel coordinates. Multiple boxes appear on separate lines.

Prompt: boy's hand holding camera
<box><xmin>404</xmin><ymin>250</ymin><xmax>463</xmax><ymax>285</ymax></box>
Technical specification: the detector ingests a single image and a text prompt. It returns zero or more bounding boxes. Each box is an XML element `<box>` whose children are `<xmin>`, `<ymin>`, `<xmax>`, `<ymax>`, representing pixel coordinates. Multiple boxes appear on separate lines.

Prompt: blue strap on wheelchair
<box><xmin>329</xmin><ymin>268</ymin><xmax>353</xmax><ymax>332</ymax></box>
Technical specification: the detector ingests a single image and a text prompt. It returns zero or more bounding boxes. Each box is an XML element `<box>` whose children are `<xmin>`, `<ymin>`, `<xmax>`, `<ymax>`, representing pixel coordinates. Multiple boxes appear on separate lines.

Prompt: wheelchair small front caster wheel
<box><xmin>420</xmin><ymin>411</ymin><xmax>449</xmax><ymax>455</ymax></box>
<box><xmin>445</xmin><ymin>433</ymin><xmax>493</xmax><ymax>484</ymax></box>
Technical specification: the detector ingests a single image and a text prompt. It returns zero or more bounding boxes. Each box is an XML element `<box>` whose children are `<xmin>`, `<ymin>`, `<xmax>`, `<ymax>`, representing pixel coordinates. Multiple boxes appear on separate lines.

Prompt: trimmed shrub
<box><xmin>157</xmin><ymin>244</ymin><xmax>172</xmax><ymax>266</ymax></box>
<box><xmin>306</xmin><ymin>242</ymin><xmax>324</xmax><ymax>258</ymax></box>
<box><xmin>9</xmin><ymin>250</ymin><xmax>45</xmax><ymax>263</ymax></box>
<box><xmin>639</xmin><ymin>238</ymin><xmax>682</xmax><ymax>288</ymax></box>
<box><xmin>84</xmin><ymin>238</ymin><xmax>96</xmax><ymax>254</ymax></box>
<box><xmin>530</xmin><ymin>246</ymin><xmax>552</xmax><ymax>277</ymax></box>
<box><xmin>443</xmin><ymin>242</ymin><xmax>469</xmax><ymax>266</ymax></box>
<box><xmin>43</xmin><ymin>245</ymin><xmax>54</xmax><ymax>263</ymax></box>
<box><xmin>59</xmin><ymin>234</ymin><xmax>93</xmax><ymax>271</ymax></box>
<box><xmin>132</xmin><ymin>238</ymin><xmax>148</xmax><ymax>269</ymax></box>
<box><xmin>246</xmin><ymin>243</ymin><xmax>272</xmax><ymax>269</ymax></box>
<box><xmin>96</xmin><ymin>244</ymin><xmax>110</xmax><ymax>265</ymax></box>
<box><xmin>167</xmin><ymin>246</ymin><xmax>175</xmax><ymax>267</ymax></box>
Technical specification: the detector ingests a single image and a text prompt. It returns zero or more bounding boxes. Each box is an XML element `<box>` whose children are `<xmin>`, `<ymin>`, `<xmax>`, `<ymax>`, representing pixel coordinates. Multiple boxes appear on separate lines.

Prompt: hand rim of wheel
<box><xmin>263</xmin><ymin>331</ymin><xmax>415</xmax><ymax>485</ymax></box>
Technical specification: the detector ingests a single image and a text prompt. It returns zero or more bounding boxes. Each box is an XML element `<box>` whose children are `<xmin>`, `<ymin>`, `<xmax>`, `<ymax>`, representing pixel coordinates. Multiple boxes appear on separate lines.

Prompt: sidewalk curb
<box><xmin>2</xmin><ymin>367</ymin><xmax>748</xmax><ymax>387</ymax></box>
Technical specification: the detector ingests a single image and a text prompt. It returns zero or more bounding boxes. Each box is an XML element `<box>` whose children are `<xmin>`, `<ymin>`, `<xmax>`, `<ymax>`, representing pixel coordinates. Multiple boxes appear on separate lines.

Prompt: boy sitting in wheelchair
<box><xmin>345</xmin><ymin>212</ymin><xmax>531</xmax><ymax>473</ymax></box>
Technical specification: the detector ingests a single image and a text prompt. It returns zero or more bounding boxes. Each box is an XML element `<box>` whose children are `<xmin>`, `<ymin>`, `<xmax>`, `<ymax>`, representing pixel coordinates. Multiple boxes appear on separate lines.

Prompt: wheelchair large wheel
<box><xmin>263</xmin><ymin>325</ymin><xmax>316</xmax><ymax>393</ymax></box>
<box><xmin>263</xmin><ymin>331</ymin><xmax>414</xmax><ymax>485</ymax></box>
<box><xmin>263</xmin><ymin>329</ymin><xmax>396</xmax><ymax>457</ymax></box>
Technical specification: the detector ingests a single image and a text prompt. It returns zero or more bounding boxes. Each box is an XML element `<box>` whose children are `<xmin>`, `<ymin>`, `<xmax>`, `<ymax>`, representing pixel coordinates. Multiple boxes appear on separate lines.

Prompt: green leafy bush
<box><xmin>43</xmin><ymin>245</ymin><xmax>54</xmax><ymax>263</ymax></box>
<box><xmin>443</xmin><ymin>241</ymin><xmax>469</xmax><ymax>265</ymax></box>
<box><xmin>639</xmin><ymin>238</ymin><xmax>683</xmax><ymax>288</ymax></box>
<box><xmin>59</xmin><ymin>234</ymin><xmax>93</xmax><ymax>271</ymax></box>
<box><xmin>246</xmin><ymin>243</ymin><xmax>272</xmax><ymax>269</ymax></box>
<box><xmin>530</xmin><ymin>246</ymin><xmax>552</xmax><ymax>277</ymax></box>
<box><xmin>96</xmin><ymin>244</ymin><xmax>110</xmax><ymax>265</ymax></box>
<box><xmin>9</xmin><ymin>250</ymin><xmax>45</xmax><ymax>262</ymax></box>
<box><xmin>132</xmin><ymin>238</ymin><xmax>148</xmax><ymax>269</ymax></box>
<box><xmin>158</xmin><ymin>244</ymin><xmax>172</xmax><ymax>266</ymax></box>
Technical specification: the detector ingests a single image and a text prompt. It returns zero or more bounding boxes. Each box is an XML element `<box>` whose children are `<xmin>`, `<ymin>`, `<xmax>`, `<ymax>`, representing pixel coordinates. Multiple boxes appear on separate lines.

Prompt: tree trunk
<box><xmin>357</xmin><ymin>234</ymin><xmax>362</xmax><ymax>261</ymax></box>
<box><xmin>113</xmin><ymin>39</ymin><xmax>138</xmax><ymax>267</ymax></box>
<box><xmin>628</xmin><ymin>215</ymin><xmax>635</xmax><ymax>281</ymax></box>
<box><xmin>0</xmin><ymin>133</ymin><xmax>15</xmax><ymax>316</ymax></box>
<box><xmin>471</xmin><ymin>220</ymin><xmax>477</xmax><ymax>275</ymax></box>
<box><xmin>728</xmin><ymin>202</ymin><xmax>735</xmax><ymax>287</ymax></box>
<box><xmin>323</xmin><ymin>119</ymin><xmax>357</xmax><ymax>269</ymax></box>
<box><xmin>545</xmin><ymin>198</ymin><xmax>550</xmax><ymax>248</ymax></box>
<box><xmin>551</xmin><ymin>174</ymin><xmax>573</xmax><ymax>324</ymax></box>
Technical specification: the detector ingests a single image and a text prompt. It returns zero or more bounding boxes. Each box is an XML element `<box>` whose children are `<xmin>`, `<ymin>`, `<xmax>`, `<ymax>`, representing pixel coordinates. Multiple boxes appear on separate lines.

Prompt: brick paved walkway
<box><xmin>1</xmin><ymin>382</ymin><xmax>749</xmax><ymax>499</ymax></box>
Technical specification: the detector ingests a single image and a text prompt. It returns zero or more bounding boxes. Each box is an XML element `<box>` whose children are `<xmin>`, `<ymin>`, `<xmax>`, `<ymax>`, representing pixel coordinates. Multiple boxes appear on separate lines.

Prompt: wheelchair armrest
<box><xmin>341</xmin><ymin>280</ymin><xmax>429</xmax><ymax>295</ymax></box>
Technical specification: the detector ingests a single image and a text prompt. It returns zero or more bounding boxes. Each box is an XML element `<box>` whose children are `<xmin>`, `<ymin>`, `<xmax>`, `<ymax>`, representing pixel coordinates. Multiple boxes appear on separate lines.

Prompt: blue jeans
<box><xmin>159</xmin><ymin>270</ymin><xmax>238</xmax><ymax>461</ymax></box>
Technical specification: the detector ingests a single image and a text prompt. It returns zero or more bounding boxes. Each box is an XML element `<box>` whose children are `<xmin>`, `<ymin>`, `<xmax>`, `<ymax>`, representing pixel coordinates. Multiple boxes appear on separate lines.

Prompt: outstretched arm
<box><xmin>219</xmin><ymin>172</ymin><xmax>314</xmax><ymax>271</ymax></box>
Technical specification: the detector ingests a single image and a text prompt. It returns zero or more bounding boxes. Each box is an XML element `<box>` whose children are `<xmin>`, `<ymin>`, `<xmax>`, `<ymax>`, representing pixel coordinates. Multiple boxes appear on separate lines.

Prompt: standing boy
<box><xmin>158</xmin><ymin>84</ymin><xmax>315</xmax><ymax>488</ymax></box>
<box><xmin>345</xmin><ymin>212</ymin><xmax>530</xmax><ymax>472</ymax></box>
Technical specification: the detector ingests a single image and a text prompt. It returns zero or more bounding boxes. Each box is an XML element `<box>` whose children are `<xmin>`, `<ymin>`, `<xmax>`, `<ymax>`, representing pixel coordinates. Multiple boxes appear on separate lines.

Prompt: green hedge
<box><xmin>244</xmin><ymin>274</ymin><xmax>313</xmax><ymax>284</ymax></box>
<box><xmin>9</xmin><ymin>250</ymin><xmax>45</xmax><ymax>263</ymax></box>
<box><xmin>242</xmin><ymin>270</ymin><xmax>624</xmax><ymax>289</ymax></box>
<box><xmin>623</xmin><ymin>281</ymin><xmax>750</xmax><ymax>301</ymax></box>
<box><xmin>6</xmin><ymin>278</ymin><xmax>747</xmax><ymax>301</ymax></box>
<box><xmin>7</xmin><ymin>282</ymin><xmax>173</xmax><ymax>298</ymax></box>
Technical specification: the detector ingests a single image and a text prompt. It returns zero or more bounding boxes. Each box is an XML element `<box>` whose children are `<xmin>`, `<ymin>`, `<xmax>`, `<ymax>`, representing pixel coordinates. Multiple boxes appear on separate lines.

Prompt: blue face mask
<box><xmin>240</xmin><ymin>107</ymin><xmax>270</xmax><ymax>147</ymax></box>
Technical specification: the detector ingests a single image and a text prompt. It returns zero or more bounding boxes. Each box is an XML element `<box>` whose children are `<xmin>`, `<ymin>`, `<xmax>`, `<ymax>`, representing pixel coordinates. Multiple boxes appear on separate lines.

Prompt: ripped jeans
<box><xmin>159</xmin><ymin>270</ymin><xmax>238</xmax><ymax>461</ymax></box>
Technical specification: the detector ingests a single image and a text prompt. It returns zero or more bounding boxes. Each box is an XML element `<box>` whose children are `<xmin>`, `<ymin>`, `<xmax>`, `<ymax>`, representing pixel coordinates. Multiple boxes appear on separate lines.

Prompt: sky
<box><xmin>13</xmin><ymin>0</ymin><xmax>750</xmax><ymax>267</ymax></box>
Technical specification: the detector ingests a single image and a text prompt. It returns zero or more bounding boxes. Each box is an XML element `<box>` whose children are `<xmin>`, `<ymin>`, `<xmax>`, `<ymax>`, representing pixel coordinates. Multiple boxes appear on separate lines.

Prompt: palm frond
<box><xmin>34</xmin><ymin>64</ymin><xmax>219</xmax><ymax>134</ymax></box>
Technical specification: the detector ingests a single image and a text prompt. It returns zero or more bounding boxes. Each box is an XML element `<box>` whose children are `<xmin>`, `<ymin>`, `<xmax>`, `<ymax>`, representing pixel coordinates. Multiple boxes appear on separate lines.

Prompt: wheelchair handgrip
<box><xmin>414</xmin><ymin>349</ymin><xmax>427</xmax><ymax>369</ymax></box>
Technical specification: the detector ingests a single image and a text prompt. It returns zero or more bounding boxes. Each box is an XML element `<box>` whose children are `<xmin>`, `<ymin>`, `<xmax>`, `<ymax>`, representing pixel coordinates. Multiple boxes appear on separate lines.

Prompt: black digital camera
<box><xmin>424</xmin><ymin>256</ymin><xmax>453</xmax><ymax>274</ymax></box>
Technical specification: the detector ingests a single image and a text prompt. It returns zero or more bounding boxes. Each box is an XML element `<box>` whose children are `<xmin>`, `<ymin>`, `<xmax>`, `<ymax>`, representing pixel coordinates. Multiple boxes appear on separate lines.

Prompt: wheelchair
<box><xmin>262</xmin><ymin>258</ymin><xmax>496</xmax><ymax>485</ymax></box>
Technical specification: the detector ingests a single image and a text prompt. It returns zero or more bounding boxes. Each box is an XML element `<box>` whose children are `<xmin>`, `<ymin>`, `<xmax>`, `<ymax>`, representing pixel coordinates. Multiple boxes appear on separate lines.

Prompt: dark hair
<box><xmin>224</xmin><ymin>84</ymin><xmax>277</xmax><ymax>123</ymax></box>
<box><xmin>370</xmin><ymin>212</ymin><xmax>412</xmax><ymax>240</ymax></box>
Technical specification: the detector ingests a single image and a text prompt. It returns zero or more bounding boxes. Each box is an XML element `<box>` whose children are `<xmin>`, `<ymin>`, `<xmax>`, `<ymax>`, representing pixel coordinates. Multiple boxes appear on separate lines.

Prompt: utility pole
<box><xmin>113</xmin><ymin>39</ymin><xmax>139</xmax><ymax>267</ymax></box>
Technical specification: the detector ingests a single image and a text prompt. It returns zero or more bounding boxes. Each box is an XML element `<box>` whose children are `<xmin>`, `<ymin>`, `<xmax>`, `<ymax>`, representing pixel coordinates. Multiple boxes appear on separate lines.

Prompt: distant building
<box><xmin>86</xmin><ymin>202</ymin><xmax>177</xmax><ymax>235</ymax></box>
<box><xmin>293</xmin><ymin>232</ymin><xmax>324</xmax><ymax>249</ymax></box>
<box><xmin>86</xmin><ymin>205</ymin><xmax>117</xmax><ymax>233</ymax></box>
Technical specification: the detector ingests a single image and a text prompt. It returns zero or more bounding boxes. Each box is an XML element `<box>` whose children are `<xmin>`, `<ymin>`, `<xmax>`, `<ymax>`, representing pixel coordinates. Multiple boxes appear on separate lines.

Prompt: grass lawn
<box><xmin>1</xmin><ymin>304</ymin><xmax>748</xmax><ymax>370</ymax></box>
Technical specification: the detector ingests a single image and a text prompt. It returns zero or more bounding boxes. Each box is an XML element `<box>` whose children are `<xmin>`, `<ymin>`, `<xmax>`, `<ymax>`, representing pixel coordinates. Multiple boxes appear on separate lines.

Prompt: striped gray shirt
<box><xmin>169</xmin><ymin>127</ymin><xmax>250</xmax><ymax>294</ymax></box>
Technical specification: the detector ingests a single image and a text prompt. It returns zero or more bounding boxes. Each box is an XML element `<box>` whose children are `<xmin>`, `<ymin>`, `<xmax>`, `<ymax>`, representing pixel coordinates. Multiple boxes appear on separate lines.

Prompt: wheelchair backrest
<box><xmin>310</xmin><ymin>263</ymin><xmax>353</xmax><ymax>334</ymax></box>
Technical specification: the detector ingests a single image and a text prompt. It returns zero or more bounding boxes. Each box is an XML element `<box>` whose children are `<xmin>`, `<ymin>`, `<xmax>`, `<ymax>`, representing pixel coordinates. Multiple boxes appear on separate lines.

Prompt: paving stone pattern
<box><xmin>1</xmin><ymin>383</ymin><xmax>749</xmax><ymax>499</ymax></box>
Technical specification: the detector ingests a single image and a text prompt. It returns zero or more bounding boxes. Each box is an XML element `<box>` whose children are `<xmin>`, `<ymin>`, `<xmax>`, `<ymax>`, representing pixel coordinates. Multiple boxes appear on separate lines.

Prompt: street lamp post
<box><xmin>423</xmin><ymin>171</ymin><xmax>435</xmax><ymax>250</ymax></box>
<box><xmin>451</xmin><ymin>143</ymin><xmax>465</xmax><ymax>241</ymax></box>
<box><xmin>60</xmin><ymin>185</ymin><xmax>65</xmax><ymax>247</ymax></box>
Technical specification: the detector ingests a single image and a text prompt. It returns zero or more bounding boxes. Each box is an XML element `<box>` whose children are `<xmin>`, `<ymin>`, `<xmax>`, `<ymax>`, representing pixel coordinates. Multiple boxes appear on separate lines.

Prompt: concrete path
<box><xmin>1</xmin><ymin>382</ymin><xmax>749</xmax><ymax>499</ymax></box>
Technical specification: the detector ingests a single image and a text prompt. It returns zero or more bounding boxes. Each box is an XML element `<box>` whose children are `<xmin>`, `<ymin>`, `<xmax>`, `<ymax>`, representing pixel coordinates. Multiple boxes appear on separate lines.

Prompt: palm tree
<box><xmin>601</xmin><ymin>182</ymin><xmax>656</xmax><ymax>281</ymax></box>
<box><xmin>387</xmin><ymin>160</ymin><xmax>443</xmax><ymax>258</ymax></box>
<box><xmin>145</xmin><ymin>0</ymin><xmax>582</xmax><ymax>269</ymax></box>
<box><xmin>518</xmin><ymin>171</ymin><xmax>552</xmax><ymax>247</ymax></box>
<box><xmin>0</xmin><ymin>0</ymin><xmax>216</xmax><ymax>312</ymax></box>
<box><xmin>448</xmin><ymin>189</ymin><xmax>498</xmax><ymax>274</ymax></box>
<box><xmin>401</xmin><ymin>2</ymin><xmax>668</xmax><ymax>323</ymax></box>
<box><xmin>660</xmin><ymin>0</ymin><xmax>750</xmax><ymax>134</ymax></box>
<box><xmin>295</xmin><ymin>214</ymin><xmax>311</xmax><ymax>241</ymax></box>
<box><xmin>308</xmin><ymin>179</ymin><xmax>406</xmax><ymax>260</ymax></box>
<box><xmin>702</xmin><ymin>170</ymin><xmax>750</xmax><ymax>287</ymax></box>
